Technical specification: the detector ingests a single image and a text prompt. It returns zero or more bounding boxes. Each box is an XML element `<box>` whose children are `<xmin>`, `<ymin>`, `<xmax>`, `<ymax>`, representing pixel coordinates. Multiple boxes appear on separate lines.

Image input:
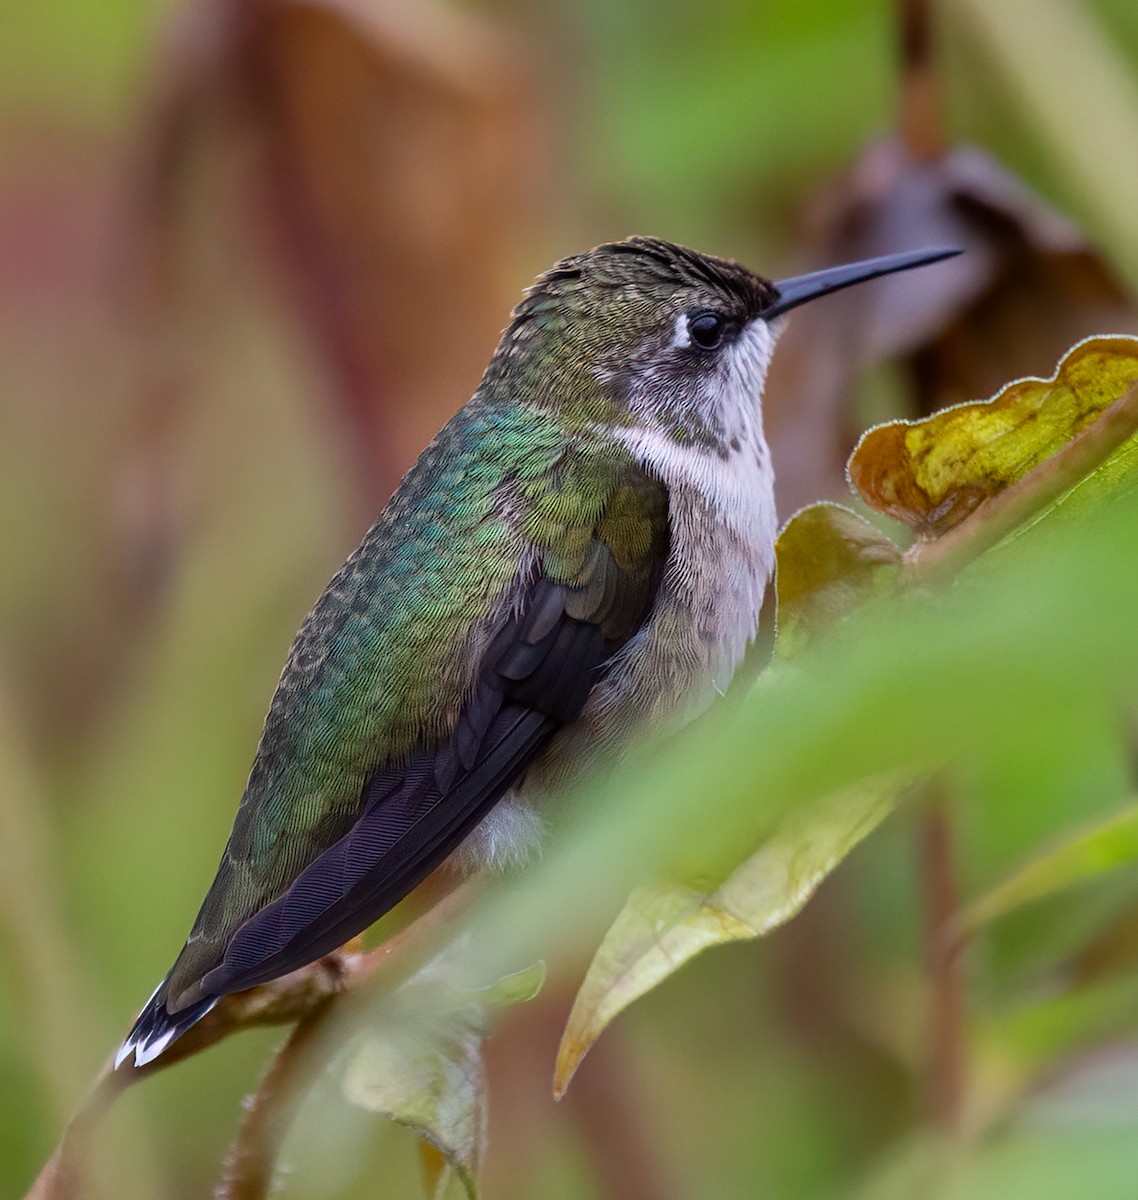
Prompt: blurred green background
<box><xmin>4</xmin><ymin>1</ymin><xmax>1138</xmax><ymax>1197</ymax></box>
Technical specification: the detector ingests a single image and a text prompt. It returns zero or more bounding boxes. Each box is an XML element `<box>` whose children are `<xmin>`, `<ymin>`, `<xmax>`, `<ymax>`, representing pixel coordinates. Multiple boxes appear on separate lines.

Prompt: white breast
<box><xmin>608</xmin><ymin>418</ymin><xmax>777</xmax><ymax>718</ymax></box>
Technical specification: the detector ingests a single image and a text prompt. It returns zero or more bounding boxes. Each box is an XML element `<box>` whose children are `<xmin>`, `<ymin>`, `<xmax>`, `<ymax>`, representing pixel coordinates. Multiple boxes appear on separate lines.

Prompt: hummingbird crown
<box><xmin>519</xmin><ymin>236</ymin><xmax>774</xmax><ymax>321</ymax></box>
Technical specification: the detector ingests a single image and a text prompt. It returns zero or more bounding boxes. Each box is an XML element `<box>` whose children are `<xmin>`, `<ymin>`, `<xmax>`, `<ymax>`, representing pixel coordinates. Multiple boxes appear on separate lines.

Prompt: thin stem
<box><xmin>566</xmin><ymin>1024</ymin><xmax>682</xmax><ymax>1200</ymax></box>
<box><xmin>216</xmin><ymin>1010</ymin><xmax>331</xmax><ymax>1200</ymax></box>
<box><xmin>23</xmin><ymin>874</ymin><xmax>478</xmax><ymax>1200</ymax></box>
<box><xmin>215</xmin><ymin>876</ymin><xmax>478</xmax><ymax>1200</ymax></box>
<box><xmin>897</xmin><ymin>0</ymin><xmax>946</xmax><ymax>160</ymax></box>
<box><xmin>23</xmin><ymin>1071</ymin><xmax>127</xmax><ymax>1200</ymax></box>
<box><xmin>919</xmin><ymin>780</ymin><xmax>966</xmax><ymax>1134</ymax></box>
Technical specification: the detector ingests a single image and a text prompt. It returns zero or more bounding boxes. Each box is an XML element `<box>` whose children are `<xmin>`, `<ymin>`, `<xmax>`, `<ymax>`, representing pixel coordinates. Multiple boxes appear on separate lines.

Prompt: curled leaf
<box><xmin>774</xmin><ymin>502</ymin><xmax>901</xmax><ymax>659</ymax></box>
<box><xmin>236</xmin><ymin>0</ymin><xmax>540</xmax><ymax>504</ymax></box>
<box><xmin>344</xmin><ymin>960</ymin><xmax>544</xmax><ymax>1200</ymax></box>
<box><xmin>347</xmin><ymin>1024</ymin><xmax>482</xmax><ymax>1199</ymax></box>
<box><xmin>849</xmin><ymin>335</ymin><xmax>1138</xmax><ymax>535</ymax></box>
<box><xmin>555</xmin><ymin>775</ymin><xmax>905</xmax><ymax>1098</ymax></box>
<box><xmin>133</xmin><ymin>0</ymin><xmax>541</xmax><ymax>515</ymax></box>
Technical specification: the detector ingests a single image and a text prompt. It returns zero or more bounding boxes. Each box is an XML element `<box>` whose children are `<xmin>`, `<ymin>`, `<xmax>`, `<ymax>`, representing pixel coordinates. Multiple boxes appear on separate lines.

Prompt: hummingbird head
<box><xmin>494</xmin><ymin>237</ymin><xmax>959</xmax><ymax>453</ymax></box>
<box><xmin>499</xmin><ymin>238</ymin><xmax>777</xmax><ymax>450</ymax></box>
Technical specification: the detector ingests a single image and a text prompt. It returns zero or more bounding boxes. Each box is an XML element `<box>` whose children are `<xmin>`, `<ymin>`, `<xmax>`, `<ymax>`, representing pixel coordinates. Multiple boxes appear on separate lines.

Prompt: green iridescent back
<box><xmin>165</xmin><ymin>392</ymin><xmax>663</xmax><ymax>1002</ymax></box>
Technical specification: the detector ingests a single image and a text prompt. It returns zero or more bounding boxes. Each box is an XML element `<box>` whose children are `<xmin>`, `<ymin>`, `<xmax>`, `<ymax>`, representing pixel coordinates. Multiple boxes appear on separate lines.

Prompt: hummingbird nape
<box><xmin>116</xmin><ymin>237</ymin><xmax>959</xmax><ymax>1068</ymax></box>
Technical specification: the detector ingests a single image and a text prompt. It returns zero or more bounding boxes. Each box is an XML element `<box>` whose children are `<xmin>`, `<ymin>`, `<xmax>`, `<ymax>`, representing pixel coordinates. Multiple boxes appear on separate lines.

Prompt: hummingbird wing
<box><xmin>120</xmin><ymin>405</ymin><xmax>669</xmax><ymax>1065</ymax></box>
<box><xmin>197</xmin><ymin>570</ymin><xmax>655</xmax><ymax>999</ymax></box>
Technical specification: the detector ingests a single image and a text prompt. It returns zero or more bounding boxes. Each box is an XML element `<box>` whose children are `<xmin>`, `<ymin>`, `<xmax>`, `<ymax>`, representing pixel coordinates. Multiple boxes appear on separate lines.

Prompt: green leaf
<box><xmin>963</xmin><ymin>801</ymin><xmax>1138</xmax><ymax>933</ymax></box>
<box><xmin>553</xmin><ymin>507</ymin><xmax>910</xmax><ymax>1096</ymax></box>
<box><xmin>344</xmin><ymin>959</ymin><xmax>545</xmax><ymax>1200</ymax></box>
<box><xmin>554</xmin><ymin>773</ymin><xmax>905</xmax><ymax>1097</ymax></box>
<box><xmin>553</xmin><ymin>337</ymin><xmax>1138</xmax><ymax>1100</ymax></box>
<box><xmin>848</xmin><ymin>335</ymin><xmax>1138</xmax><ymax>535</ymax></box>
<box><xmin>981</xmin><ymin>973</ymin><xmax>1138</xmax><ymax>1076</ymax></box>
<box><xmin>849</xmin><ymin>1126</ymin><xmax>1138</xmax><ymax>1200</ymax></box>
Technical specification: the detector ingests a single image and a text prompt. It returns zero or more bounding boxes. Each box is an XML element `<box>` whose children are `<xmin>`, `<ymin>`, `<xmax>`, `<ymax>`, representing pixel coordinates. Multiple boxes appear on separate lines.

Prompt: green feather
<box><xmin>165</xmin><ymin>396</ymin><xmax>668</xmax><ymax>1005</ymax></box>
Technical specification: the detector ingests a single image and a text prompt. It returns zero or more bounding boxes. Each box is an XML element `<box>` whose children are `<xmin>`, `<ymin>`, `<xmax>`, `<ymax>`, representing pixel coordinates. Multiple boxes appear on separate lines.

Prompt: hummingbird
<box><xmin>116</xmin><ymin>237</ymin><xmax>958</xmax><ymax>1068</ymax></box>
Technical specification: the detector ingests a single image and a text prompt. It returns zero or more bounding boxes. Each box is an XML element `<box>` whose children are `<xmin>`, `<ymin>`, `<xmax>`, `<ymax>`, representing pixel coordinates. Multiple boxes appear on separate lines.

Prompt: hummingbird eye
<box><xmin>687</xmin><ymin>311</ymin><xmax>729</xmax><ymax>350</ymax></box>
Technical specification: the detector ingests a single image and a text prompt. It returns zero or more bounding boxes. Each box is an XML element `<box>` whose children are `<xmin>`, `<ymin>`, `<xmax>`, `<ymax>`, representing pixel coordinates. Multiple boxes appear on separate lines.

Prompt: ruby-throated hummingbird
<box><xmin>117</xmin><ymin>237</ymin><xmax>957</xmax><ymax>1068</ymax></box>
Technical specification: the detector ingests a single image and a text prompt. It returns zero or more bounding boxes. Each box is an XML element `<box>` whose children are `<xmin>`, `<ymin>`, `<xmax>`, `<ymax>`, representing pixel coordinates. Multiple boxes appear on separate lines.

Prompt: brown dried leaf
<box><xmin>229</xmin><ymin>0</ymin><xmax>543</xmax><ymax>504</ymax></box>
<box><xmin>127</xmin><ymin>0</ymin><xmax>543</xmax><ymax>526</ymax></box>
<box><xmin>0</xmin><ymin>135</ymin><xmax>120</xmax><ymax>735</ymax></box>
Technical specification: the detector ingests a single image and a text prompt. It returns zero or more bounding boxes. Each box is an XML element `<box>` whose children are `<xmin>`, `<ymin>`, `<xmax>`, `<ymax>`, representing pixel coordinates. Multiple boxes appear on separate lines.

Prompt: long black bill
<box><xmin>763</xmin><ymin>246</ymin><xmax>962</xmax><ymax>320</ymax></box>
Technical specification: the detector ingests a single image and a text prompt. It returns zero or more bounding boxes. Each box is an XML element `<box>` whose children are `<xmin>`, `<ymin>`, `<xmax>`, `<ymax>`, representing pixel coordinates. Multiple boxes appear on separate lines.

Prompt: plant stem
<box><xmin>919</xmin><ymin>779</ymin><xmax>966</xmax><ymax>1134</ymax></box>
<box><xmin>214</xmin><ymin>876</ymin><xmax>477</xmax><ymax>1199</ymax></box>
<box><xmin>216</xmin><ymin>1009</ymin><xmax>332</xmax><ymax>1200</ymax></box>
<box><xmin>566</xmin><ymin>1024</ymin><xmax>681</xmax><ymax>1200</ymax></box>
<box><xmin>897</xmin><ymin>0</ymin><xmax>946</xmax><ymax>160</ymax></box>
<box><xmin>22</xmin><ymin>1071</ymin><xmax>126</xmax><ymax>1200</ymax></box>
<box><xmin>22</xmin><ymin>874</ymin><xmax>477</xmax><ymax>1200</ymax></box>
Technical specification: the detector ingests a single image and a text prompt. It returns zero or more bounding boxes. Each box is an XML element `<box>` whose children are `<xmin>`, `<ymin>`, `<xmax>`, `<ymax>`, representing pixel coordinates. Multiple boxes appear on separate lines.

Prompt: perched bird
<box><xmin>117</xmin><ymin>237</ymin><xmax>957</xmax><ymax>1068</ymax></box>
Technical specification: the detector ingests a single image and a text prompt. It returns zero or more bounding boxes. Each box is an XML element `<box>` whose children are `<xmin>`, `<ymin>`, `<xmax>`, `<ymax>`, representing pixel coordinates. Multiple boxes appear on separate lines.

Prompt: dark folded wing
<box><xmin>200</xmin><ymin>577</ymin><xmax>618</xmax><ymax>995</ymax></box>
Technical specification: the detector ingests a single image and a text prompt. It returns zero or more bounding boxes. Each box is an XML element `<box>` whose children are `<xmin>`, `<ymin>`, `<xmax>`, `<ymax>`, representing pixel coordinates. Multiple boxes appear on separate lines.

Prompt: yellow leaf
<box><xmin>554</xmin><ymin>776</ymin><xmax>904</xmax><ymax>1098</ymax></box>
<box><xmin>774</xmin><ymin>503</ymin><xmax>901</xmax><ymax>659</ymax></box>
<box><xmin>848</xmin><ymin>335</ymin><xmax>1138</xmax><ymax>535</ymax></box>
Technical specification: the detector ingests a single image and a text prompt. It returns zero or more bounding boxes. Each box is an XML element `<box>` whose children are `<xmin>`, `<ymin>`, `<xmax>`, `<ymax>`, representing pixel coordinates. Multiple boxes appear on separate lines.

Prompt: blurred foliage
<box><xmin>553</xmin><ymin>774</ymin><xmax>902</xmax><ymax>1099</ymax></box>
<box><xmin>345</xmin><ymin>959</ymin><xmax>546</xmax><ymax>1200</ymax></box>
<box><xmin>5</xmin><ymin>1</ymin><xmax>1138</xmax><ymax>1199</ymax></box>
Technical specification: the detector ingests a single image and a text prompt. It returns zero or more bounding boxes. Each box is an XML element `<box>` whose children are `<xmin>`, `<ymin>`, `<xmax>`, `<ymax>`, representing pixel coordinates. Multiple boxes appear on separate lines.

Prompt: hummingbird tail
<box><xmin>114</xmin><ymin>981</ymin><xmax>217</xmax><ymax>1070</ymax></box>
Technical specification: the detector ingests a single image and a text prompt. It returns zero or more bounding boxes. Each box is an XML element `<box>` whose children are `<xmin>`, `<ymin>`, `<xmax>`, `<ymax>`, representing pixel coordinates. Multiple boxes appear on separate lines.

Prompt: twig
<box><xmin>21</xmin><ymin>957</ymin><xmax>348</xmax><ymax>1200</ymax></box>
<box><xmin>904</xmin><ymin>378</ymin><xmax>1138</xmax><ymax>584</ymax></box>
<box><xmin>23</xmin><ymin>1070</ymin><xmax>126</xmax><ymax>1200</ymax></box>
<box><xmin>216</xmin><ymin>1011</ymin><xmax>331</xmax><ymax>1200</ymax></box>
<box><xmin>919</xmin><ymin>779</ymin><xmax>966</xmax><ymax>1134</ymax></box>
<box><xmin>215</xmin><ymin>876</ymin><xmax>479</xmax><ymax>1200</ymax></box>
<box><xmin>22</xmin><ymin>874</ymin><xmax>478</xmax><ymax>1200</ymax></box>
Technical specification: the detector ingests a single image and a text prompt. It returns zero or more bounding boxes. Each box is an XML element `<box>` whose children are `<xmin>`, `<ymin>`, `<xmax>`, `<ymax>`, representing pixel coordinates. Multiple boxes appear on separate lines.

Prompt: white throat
<box><xmin>611</xmin><ymin>317</ymin><xmax>779</xmax><ymax>536</ymax></box>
